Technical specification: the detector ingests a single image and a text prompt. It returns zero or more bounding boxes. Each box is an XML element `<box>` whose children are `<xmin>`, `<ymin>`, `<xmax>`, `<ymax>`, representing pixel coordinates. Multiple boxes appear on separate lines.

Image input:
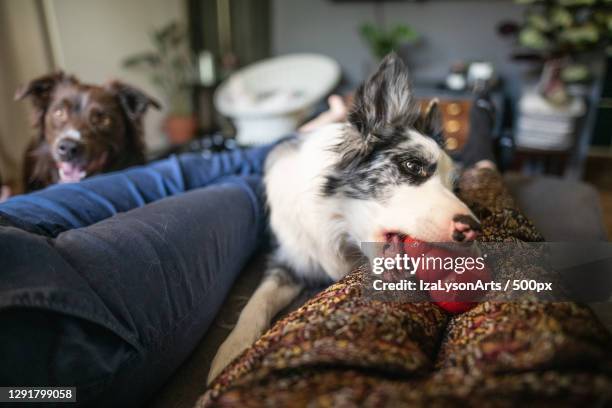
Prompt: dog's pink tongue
<box><xmin>58</xmin><ymin>162</ymin><xmax>86</xmax><ymax>183</ymax></box>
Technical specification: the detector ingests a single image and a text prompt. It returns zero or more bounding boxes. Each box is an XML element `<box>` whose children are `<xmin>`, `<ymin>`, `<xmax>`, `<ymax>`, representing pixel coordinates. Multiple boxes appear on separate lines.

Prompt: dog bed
<box><xmin>199</xmin><ymin>167</ymin><xmax>612</xmax><ymax>407</ymax></box>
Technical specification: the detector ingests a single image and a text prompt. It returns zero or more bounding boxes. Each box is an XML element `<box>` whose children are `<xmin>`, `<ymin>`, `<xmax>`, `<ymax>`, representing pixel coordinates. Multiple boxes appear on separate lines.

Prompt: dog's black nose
<box><xmin>57</xmin><ymin>139</ymin><xmax>82</xmax><ymax>161</ymax></box>
<box><xmin>451</xmin><ymin>214</ymin><xmax>481</xmax><ymax>242</ymax></box>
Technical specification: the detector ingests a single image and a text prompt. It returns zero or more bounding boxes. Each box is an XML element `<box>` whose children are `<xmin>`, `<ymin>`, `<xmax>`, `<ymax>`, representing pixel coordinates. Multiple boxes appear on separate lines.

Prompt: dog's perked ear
<box><xmin>415</xmin><ymin>98</ymin><xmax>444</xmax><ymax>145</ymax></box>
<box><xmin>348</xmin><ymin>52</ymin><xmax>419</xmax><ymax>137</ymax></box>
<box><xmin>106</xmin><ymin>81</ymin><xmax>161</xmax><ymax>121</ymax></box>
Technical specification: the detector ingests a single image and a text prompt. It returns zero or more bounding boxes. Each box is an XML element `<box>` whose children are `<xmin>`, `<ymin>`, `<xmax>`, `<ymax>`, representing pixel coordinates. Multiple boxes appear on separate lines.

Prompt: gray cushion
<box><xmin>503</xmin><ymin>173</ymin><xmax>608</xmax><ymax>242</ymax></box>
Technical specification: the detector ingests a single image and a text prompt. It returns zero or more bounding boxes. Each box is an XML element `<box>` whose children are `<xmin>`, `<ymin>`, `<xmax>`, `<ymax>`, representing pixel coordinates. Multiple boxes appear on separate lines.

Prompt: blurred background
<box><xmin>1</xmin><ymin>0</ymin><xmax>611</xmax><ymax>228</ymax></box>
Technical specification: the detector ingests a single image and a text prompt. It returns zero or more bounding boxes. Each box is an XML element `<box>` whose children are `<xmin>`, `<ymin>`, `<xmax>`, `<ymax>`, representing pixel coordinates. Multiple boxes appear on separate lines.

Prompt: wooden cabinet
<box><xmin>419</xmin><ymin>99</ymin><xmax>473</xmax><ymax>152</ymax></box>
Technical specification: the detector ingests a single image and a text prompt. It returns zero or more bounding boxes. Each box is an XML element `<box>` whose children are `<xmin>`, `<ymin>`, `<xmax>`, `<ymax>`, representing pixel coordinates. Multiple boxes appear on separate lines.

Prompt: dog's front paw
<box><xmin>207</xmin><ymin>331</ymin><xmax>255</xmax><ymax>385</ymax></box>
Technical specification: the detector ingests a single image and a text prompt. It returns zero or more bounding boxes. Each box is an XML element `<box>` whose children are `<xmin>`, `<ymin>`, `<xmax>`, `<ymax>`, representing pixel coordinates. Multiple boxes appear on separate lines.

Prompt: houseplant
<box><xmin>499</xmin><ymin>0</ymin><xmax>612</xmax><ymax>104</ymax></box>
<box><xmin>359</xmin><ymin>23</ymin><xmax>419</xmax><ymax>61</ymax></box>
<box><xmin>123</xmin><ymin>21</ymin><xmax>198</xmax><ymax>144</ymax></box>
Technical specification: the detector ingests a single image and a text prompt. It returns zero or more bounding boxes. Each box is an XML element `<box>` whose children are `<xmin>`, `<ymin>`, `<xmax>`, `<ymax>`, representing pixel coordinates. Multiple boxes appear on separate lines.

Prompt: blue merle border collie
<box><xmin>208</xmin><ymin>53</ymin><xmax>481</xmax><ymax>382</ymax></box>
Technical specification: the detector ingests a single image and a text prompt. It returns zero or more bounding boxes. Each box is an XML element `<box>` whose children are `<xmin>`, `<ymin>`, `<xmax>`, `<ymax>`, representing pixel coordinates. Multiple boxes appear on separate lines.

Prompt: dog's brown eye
<box><xmin>53</xmin><ymin>107</ymin><xmax>67</xmax><ymax>121</ymax></box>
<box><xmin>91</xmin><ymin>112</ymin><xmax>111</xmax><ymax>127</ymax></box>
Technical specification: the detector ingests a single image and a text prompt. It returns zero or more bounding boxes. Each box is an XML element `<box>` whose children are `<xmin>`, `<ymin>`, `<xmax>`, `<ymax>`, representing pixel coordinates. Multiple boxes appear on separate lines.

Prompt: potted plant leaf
<box><xmin>359</xmin><ymin>22</ymin><xmax>419</xmax><ymax>61</ymax></box>
<box><xmin>123</xmin><ymin>21</ymin><xmax>198</xmax><ymax>144</ymax></box>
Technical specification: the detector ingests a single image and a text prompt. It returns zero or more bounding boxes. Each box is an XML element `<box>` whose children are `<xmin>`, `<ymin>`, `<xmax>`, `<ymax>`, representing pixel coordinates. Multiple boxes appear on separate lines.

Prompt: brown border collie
<box><xmin>15</xmin><ymin>72</ymin><xmax>160</xmax><ymax>191</ymax></box>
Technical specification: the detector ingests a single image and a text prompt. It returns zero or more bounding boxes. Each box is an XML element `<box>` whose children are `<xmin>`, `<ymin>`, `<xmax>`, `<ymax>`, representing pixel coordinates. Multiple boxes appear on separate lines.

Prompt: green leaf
<box><xmin>122</xmin><ymin>52</ymin><xmax>161</xmax><ymax>68</ymax></box>
<box><xmin>551</xmin><ymin>7</ymin><xmax>573</xmax><ymax>28</ymax></box>
<box><xmin>560</xmin><ymin>23</ymin><xmax>600</xmax><ymax>44</ymax></box>
<box><xmin>561</xmin><ymin>63</ymin><xmax>591</xmax><ymax>82</ymax></box>
<box><xmin>528</xmin><ymin>13</ymin><xmax>552</xmax><ymax>32</ymax></box>
<box><xmin>519</xmin><ymin>27</ymin><xmax>551</xmax><ymax>50</ymax></box>
<box><xmin>359</xmin><ymin>24</ymin><xmax>380</xmax><ymax>43</ymax></box>
<box><xmin>390</xmin><ymin>24</ymin><xmax>418</xmax><ymax>42</ymax></box>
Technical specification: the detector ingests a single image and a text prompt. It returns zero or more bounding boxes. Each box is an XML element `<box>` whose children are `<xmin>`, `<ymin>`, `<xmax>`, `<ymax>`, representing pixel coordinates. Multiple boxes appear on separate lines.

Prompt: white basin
<box><xmin>214</xmin><ymin>53</ymin><xmax>341</xmax><ymax>145</ymax></box>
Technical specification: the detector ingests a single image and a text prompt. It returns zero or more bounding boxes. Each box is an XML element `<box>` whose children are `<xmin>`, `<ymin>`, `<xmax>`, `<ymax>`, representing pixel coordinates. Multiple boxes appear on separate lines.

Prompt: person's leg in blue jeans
<box><xmin>0</xmin><ymin>143</ymin><xmax>284</xmax><ymax>406</ymax></box>
<box><xmin>0</xmin><ymin>142</ymin><xmax>278</xmax><ymax>236</ymax></box>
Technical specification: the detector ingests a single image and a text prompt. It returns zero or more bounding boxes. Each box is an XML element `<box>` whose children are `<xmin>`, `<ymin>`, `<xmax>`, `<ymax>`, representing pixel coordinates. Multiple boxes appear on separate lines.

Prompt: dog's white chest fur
<box><xmin>265</xmin><ymin>124</ymin><xmax>354</xmax><ymax>281</ymax></box>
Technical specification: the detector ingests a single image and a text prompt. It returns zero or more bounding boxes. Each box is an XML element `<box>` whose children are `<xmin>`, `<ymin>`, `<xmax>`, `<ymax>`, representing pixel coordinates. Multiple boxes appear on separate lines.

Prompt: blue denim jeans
<box><xmin>0</xmin><ymin>143</ymin><xmax>278</xmax><ymax>406</ymax></box>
